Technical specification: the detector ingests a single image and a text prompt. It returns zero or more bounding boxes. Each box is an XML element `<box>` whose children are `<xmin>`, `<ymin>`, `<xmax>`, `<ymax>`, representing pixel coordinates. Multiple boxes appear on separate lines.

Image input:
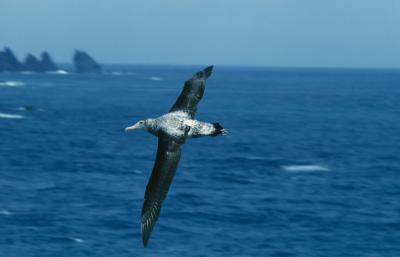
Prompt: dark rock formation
<box><xmin>0</xmin><ymin>47</ymin><xmax>24</xmax><ymax>72</ymax></box>
<box><xmin>0</xmin><ymin>47</ymin><xmax>59</xmax><ymax>73</ymax></box>
<box><xmin>23</xmin><ymin>54</ymin><xmax>42</xmax><ymax>72</ymax></box>
<box><xmin>24</xmin><ymin>52</ymin><xmax>58</xmax><ymax>72</ymax></box>
<box><xmin>23</xmin><ymin>52</ymin><xmax>58</xmax><ymax>72</ymax></box>
<box><xmin>40</xmin><ymin>52</ymin><xmax>58</xmax><ymax>71</ymax></box>
<box><xmin>73</xmin><ymin>50</ymin><xmax>102</xmax><ymax>73</ymax></box>
<box><xmin>0</xmin><ymin>52</ymin><xmax>8</xmax><ymax>72</ymax></box>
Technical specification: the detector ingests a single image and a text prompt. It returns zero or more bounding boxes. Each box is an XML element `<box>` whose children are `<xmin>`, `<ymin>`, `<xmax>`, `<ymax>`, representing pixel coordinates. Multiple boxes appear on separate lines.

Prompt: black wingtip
<box><xmin>141</xmin><ymin>223</ymin><xmax>150</xmax><ymax>247</ymax></box>
<box><xmin>194</xmin><ymin>65</ymin><xmax>213</xmax><ymax>80</ymax></box>
<box><xmin>142</xmin><ymin>234</ymin><xmax>149</xmax><ymax>247</ymax></box>
<box><xmin>203</xmin><ymin>65</ymin><xmax>213</xmax><ymax>79</ymax></box>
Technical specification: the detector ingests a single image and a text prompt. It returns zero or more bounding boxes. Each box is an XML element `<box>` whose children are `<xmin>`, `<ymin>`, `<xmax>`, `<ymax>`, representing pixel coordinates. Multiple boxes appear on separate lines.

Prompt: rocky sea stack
<box><xmin>0</xmin><ymin>47</ymin><xmax>24</xmax><ymax>72</ymax></box>
<box><xmin>23</xmin><ymin>54</ymin><xmax>42</xmax><ymax>72</ymax></box>
<box><xmin>0</xmin><ymin>47</ymin><xmax>58</xmax><ymax>72</ymax></box>
<box><xmin>73</xmin><ymin>50</ymin><xmax>102</xmax><ymax>73</ymax></box>
<box><xmin>23</xmin><ymin>52</ymin><xmax>58</xmax><ymax>72</ymax></box>
<box><xmin>40</xmin><ymin>52</ymin><xmax>58</xmax><ymax>71</ymax></box>
<box><xmin>0</xmin><ymin>47</ymin><xmax>102</xmax><ymax>73</ymax></box>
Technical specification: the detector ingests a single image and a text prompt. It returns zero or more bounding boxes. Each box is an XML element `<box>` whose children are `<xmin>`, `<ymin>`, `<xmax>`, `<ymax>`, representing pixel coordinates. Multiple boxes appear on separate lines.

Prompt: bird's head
<box><xmin>125</xmin><ymin>119</ymin><xmax>147</xmax><ymax>132</ymax></box>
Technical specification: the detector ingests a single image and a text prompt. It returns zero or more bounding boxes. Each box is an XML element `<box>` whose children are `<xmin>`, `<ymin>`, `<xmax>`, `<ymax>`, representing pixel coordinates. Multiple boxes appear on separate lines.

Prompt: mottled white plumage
<box><xmin>155</xmin><ymin>111</ymin><xmax>191</xmax><ymax>138</ymax></box>
<box><xmin>143</xmin><ymin>111</ymin><xmax>225</xmax><ymax>140</ymax></box>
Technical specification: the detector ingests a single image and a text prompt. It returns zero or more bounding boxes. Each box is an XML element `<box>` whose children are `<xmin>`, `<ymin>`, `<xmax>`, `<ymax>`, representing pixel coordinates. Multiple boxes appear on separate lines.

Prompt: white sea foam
<box><xmin>71</xmin><ymin>237</ymin><xmax>84</xmax><ymax>243</ymax></box>
<box><xmin>281</xmin><ymin>164</ymin><xmax>330</xmax><ymax>172</ymax></box>
<box><xmin>150</xmin><ymin>76</ymin><xmax>164</xmax><ymax>81</ymax></box>
<box><xmin>111</xmin><ymin>71</ymin><xmax>122</xmax><ymax>75</ymax></box>
<box><xmin>16</xmin><ymin>106</ymin><xmax>44</xmax><ymax>112</ymax></box>
<box><xmin>0</xmin><ymin>112</ymin><xmax>24</xmax><ymax>119</ymax></box>
<box><xmin>47</xmin><ymin>69</ymin><xmax>69</xmax><ymax>75</ymax></box>
<box><xmin>0</xmin><ymin>81</ymin><xmax>26</xmax><ymax>87</ymax></box>
<box><xmin>133</xmin><ymin>169</ymin><xmax>143</xmax><ymax>174</ymax></box>
<box><xmin>0</xmin><ymin>210</ymin><xmax>12</xmax><ymax>215</ymax></box>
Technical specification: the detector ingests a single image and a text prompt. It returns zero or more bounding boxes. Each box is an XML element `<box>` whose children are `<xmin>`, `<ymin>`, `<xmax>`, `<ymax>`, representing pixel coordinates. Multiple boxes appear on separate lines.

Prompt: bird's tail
<box><xmin>211</xmin><ymin>123</ymin><xmax>227</xmax><ymax>136</ymax></box>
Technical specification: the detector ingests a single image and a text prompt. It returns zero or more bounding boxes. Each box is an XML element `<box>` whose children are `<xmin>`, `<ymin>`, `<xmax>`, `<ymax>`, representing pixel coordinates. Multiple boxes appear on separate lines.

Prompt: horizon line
<box><xmin>55</xmin><ymin>62</ymin><xmax>400</xmax><ymax>71</ymax></box>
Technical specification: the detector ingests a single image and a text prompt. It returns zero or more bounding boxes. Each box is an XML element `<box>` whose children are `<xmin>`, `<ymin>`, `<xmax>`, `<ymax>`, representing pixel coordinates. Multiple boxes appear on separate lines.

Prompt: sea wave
<box><xmin>150</xmin><ymin>76</ymin><xmax>164</xmax><ymax>81</ymax></box>
<box><xmin>0</xmin><ymin>210</ymin><xmax>12</xmax><ymax>215</ymax></box>
<box><xmin>281</xmin><ymin>164</ymin><xmax>330</xmax><ymax>172</ymax></box>
<box><xmin>0</xmin><ymin>81</ymin><xmax>26</xmax><ymax>87</ymax></box>
<box><xmin>16</xmin><ymin>106</ymin><xmax>44</xmax><ymax>112</ymax></box>
<box><xmin>47</xmin><ymin>69</ymin><xmax>69</xmax><ymax>75</ymax></box>
<box><xmin>132</xmin><ymin>169</ymin><xmax>143</xmax><ymax>174</ymax></box>
<box><xmin>0</xmin><ymin>112</ymin><xmax>24</xmax><ymax>119</ymax></box>
<box><xmin>71</xmin><ymin>237</ymin><xmax>84</xmax><ymax>243</ymax></box>
<box><xmin>246</xmin><ymin>156</ymin><xmax>268</xmax><ymax>160</ymax></box>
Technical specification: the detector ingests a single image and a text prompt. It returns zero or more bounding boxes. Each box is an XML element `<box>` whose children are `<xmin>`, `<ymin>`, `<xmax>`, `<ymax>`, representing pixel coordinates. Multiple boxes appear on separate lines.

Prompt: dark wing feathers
<box><xmin>169</xmin><ymin>65</ymin><xmax>213</xmax><ymax>118</ymax></box>
<box><xmin>140</xmin><ymin>66</ymin><xmax>213</xmax><ymax>246</ymax></box>
<box><xmin>141</xmin><ymin>135</ymin><xmax>181</xmax><ymax>246</ymax></box>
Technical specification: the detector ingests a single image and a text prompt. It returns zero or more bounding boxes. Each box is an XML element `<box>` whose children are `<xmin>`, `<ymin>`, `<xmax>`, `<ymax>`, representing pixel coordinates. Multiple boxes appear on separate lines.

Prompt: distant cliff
<box><xmin>0</xmin><ymin>47</ymin><xmax>24</xmax><ymax>72</ymax></box>
<box><xmin>23</xmin><ymin>52</ymin><xmax>58</xmax><ymax>72</ymax></box>
<box><xmin>40</xmin><ymin>52</ymin><xmax>58</xmax><ymax>71</ymax></box>
<box><xmin>0</xmin><ymin>47</ymin><xmax>58</xmax><ymax>72</ymax></box>
<box><xmin>73</xmin><ymin>50</ymin><xmax>102</xmax><ymax>73</ymax></box>
<box><xmin>0</xmin><ymin>47</ymin><xmax>103</xmax><ymax>73</ymax></box>
<box><xmin>23</xmin><ymin>54</ymin><xmax>42</xmax><ymax>72</ymax></box>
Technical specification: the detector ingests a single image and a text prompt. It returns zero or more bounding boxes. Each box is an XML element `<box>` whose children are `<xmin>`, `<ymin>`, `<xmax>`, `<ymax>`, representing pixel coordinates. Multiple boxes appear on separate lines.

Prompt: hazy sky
<box><xmin>0</xmin><ymin>0</ymin><xmax>399</xmax><ymax>68</ymax></box>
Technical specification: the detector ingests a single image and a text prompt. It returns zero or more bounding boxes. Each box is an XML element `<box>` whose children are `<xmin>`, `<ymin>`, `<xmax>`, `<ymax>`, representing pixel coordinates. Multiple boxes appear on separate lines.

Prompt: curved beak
<box><xmin>125</xmin><ymin>122</ymin><xmax>141</xmax><ymax>132</ymax></box>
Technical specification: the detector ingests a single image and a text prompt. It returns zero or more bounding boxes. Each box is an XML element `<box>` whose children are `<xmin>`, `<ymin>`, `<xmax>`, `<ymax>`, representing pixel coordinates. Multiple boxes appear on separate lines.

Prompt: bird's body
<box><xmin>125</xmin><ymin>66</ymin><xmax>225</xmax><ymax>246</ymax></box>
<box><xmin>144</xmin><ymin>111</ymin><xmax>224</xmax><ymax>142</ymax></box>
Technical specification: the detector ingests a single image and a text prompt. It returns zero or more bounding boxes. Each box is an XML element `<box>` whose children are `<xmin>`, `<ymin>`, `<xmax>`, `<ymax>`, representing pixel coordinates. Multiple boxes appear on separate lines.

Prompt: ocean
<box><xmin>0</xmin><ymin>65</ymin><xmax>399</xmax><ymax>256</ymax></box>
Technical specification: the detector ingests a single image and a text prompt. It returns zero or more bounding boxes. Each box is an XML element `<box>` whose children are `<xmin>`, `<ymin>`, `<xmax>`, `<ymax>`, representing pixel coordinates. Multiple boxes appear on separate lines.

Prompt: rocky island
<box><xmin>40</xmin><ymin>52</ymin><xmax>58</xmax><ymax>71</ymax></box>
<box><xmin>23</xmin><ymin>52</ymin><xmax>58</xmax><ymax>72</ymax></box>
<box><xmin>0</xmin><ymin>47</ymin><xmax>103</xmax><ymax>73</ymax></box>
<box><xmin>0</xmin><ymin>47</ymin><xmax>24</xmax><ymax>72</ymax></box>
<box><xmin>73</xmin><ymin>50</ymin><xmax>102</xmax><ymax>73</ymax></box>
<box><xmin>23</xmin><ymin>54</ymin><xmax>42</xmax><ymax>72</ymax></box>
<box><xmin>0</xmin><ymin>47</ymin><xmax>58</xmax><ymax>72</ymax></box>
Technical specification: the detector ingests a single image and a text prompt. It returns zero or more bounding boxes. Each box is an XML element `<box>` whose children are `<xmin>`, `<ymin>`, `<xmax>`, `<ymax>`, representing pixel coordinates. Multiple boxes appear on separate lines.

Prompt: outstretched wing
<box><xmin>169</xmin><ymin>66</ymin><xmax>213</xmax><ymax>118</ymax></box>
<box><xmin>141</xmin><ymin>135</ymin><xmax>182</xmax><ymax>247</ymax></box>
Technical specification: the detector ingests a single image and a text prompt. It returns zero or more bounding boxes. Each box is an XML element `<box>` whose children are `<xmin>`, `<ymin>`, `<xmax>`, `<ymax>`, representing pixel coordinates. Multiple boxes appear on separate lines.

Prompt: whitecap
<box><xmin>0</xmin><ymin>210</ymin><xmax>12</xmax><ymax>215</ymax></box>
<box><xmin>71</xmin><ymin>237</ymin><xmax>84</xmax><ymax>243</ymax></box>
<box><xmin>133</xmin><ymin>169</ymin><xmax>143</xmax><ymax>174</ymax></box>
<box><xmin>111</xmin><ymin>71</ymin><xmax>122</xmax><ymax>75</ymax></box>
<box><xmin>150</xmin><ymin>76</ymin><xmax>164</xmax><ymax>81</ymax></box>
<box><xmin>0</xmin><ymin>112</ymin><xmax>24</xmax><ymax>119</ymax></box>
<box><xmin>0</xmin><ymin>81</ymin><xmax>26</xmax><ymax>87</ymax></box>
<box><xmin>281</xmin><ymin>164</ymin><xmax>330</xmax><ymax>172</ymax></box>
<box><xmin>47</xmin><ymin>69</ymin><xmax>69</xmax><ymax>75</ymax></box>
<box><xmin>16</xmin><ymin>106</ymin><xmax>44</xmax><ymax>112</ymax></box>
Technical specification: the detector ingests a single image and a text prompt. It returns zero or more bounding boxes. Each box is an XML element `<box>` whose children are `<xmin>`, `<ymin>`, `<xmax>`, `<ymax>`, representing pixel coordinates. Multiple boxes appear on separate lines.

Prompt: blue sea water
<box><xmin>0</xmin><ymin>65</ymin><xmax>400</xmax><ymax>257</ymax></box>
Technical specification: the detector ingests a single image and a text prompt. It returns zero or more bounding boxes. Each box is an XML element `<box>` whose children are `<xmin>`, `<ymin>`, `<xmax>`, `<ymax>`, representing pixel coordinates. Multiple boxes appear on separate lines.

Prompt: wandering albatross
<box><xmin>125</xmin><ymin>66</ymin><xmax>226</xmax><ymax>246</ymax></box>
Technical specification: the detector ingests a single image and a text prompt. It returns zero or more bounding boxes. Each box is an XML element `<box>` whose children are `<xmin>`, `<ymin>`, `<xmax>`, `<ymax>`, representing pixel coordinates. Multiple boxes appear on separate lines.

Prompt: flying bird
<box><xmin>125</xmin><ymin>66</ymin><xmax>226</xmax><ymax>246</ymax></box>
